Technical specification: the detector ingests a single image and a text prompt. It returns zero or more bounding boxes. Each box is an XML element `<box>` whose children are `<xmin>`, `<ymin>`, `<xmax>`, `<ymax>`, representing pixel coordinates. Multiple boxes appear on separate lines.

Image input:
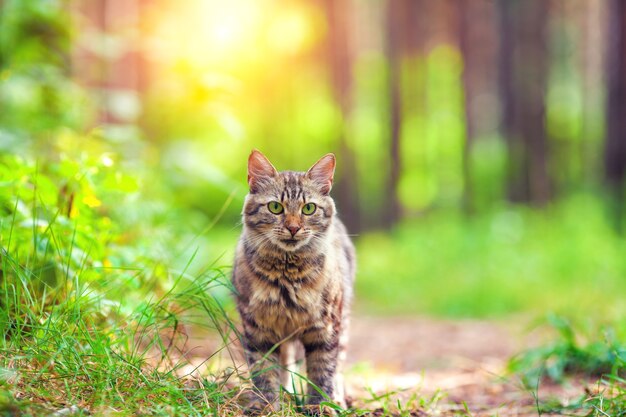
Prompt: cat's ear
<box><xmin>306</xmin><ymin>153</ymin><xmax>335</xmax><ymax>195</ymax></box>
<box><xmin>248</xmin><ymin>150</ymin><xmax>278</xmax><ymax>193</ymax></box>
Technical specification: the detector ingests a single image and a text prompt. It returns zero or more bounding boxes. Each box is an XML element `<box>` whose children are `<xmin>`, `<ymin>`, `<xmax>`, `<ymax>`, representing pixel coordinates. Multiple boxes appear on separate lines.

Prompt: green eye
<box><xmin>302</xmin><ymin>203</ymin><xmax>316</xmax><ymax>215</ymax></box>
<box><xmin>268</xmin><ymin>201</ymin><xmax>284</xmax><ymax>214</ymax></box>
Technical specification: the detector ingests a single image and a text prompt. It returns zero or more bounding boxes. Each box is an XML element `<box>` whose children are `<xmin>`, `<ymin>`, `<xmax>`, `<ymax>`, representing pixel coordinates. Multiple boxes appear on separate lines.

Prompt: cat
<box><xmin>232</xmin><ymin>150</ymin><xmax>356</xmax><ymax>415</ymax></box>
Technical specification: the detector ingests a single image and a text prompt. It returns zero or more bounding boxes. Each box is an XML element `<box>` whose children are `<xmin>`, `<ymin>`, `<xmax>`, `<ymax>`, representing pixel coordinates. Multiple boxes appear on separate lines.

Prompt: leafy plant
<box><xmin>509</xmin><ymin>315</ymin><xmax>626</xmax><ymax>385</ymax></box>
<box><xmin>0</xmin><ymin>152</ymin><xmax>245</xmax><ymax>415</ymax></box>
<box><xmin>509</xmin><ymin>315</ymin><xmax>626</xmax><ymax>416</ymax></box>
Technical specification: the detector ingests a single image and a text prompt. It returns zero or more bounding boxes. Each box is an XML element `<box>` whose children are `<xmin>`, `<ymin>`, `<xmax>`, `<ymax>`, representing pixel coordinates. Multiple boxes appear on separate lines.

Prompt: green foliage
<box><xmin>0</xmin><ymin>4</ymin><xmax>243</xmax><ymax>413</ymax></box>
<box><xmin>0</xmin><ymin>0</ymin><xmax>88</xmax><ymax>143</ymax></box>
<box><xmin>0</xmin><ymin>5</ymin><xmax>238</xmax><ymax>415</ymax></box>
<box><xmin>508</xmin><ymin>316</ymin><xmax>626</xmax><ymax>416</ymax></box>
<box><xmin>0</xmin><ymin>145</ymin><xmax>243</xmax><ymax>415</ymax></box>
<box><xmin>509</xmin><ymin>315</ymin><xmax>626</xmax><ymax>384</ymax></box>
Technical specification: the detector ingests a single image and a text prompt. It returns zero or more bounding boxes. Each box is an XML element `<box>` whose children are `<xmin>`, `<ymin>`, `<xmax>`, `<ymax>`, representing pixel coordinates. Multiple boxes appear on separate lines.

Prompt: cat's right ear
<box><xmin>248</xmin><ymin>150</ymin><xmax>277</xmax><ymax>193</ymax></box>
<box><xmin>306</xmin><ymin>153</ymin><xmax>335</xmax><ymax>195</ymax></box>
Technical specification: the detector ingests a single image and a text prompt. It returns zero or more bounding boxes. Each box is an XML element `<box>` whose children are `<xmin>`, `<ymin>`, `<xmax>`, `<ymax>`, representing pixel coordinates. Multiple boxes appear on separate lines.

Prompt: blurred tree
<box><xmin>497</xmin><ymin>0</ymin><xmax>551</xmax><ymax>205</ymax></box>
<box><xmin>321</xmin><ymin>0</ymin><xmax>361</xmax><ymax>233</ymax></box>
<box><xmin>578</xmin><ymin>0</ymin><xmax>607</xmax><ymax>184</ymax></box>
<box><xmin>605</xmin><ymin>0</ymin><xmax>626</xmax><ymax>232</ymax></box>
<box><xmin>72</xmin><ymin>0</ymin><xmax>148</xmax><ymax>127</ymax></box>
<box><xmin>404</xmin><ymin>0</ymin><xmax>427</xmax><ymax>124</ymax></box>
<box><xmin>455</xmin><ymin>0</ymin><xmax>500</xmax><ymax>214</ymax></box>
<box><xmin>399</xmin><ymin>0</ymin><xmax>426</xmax><ymax>215</ymax></box>
<box><xmin>457</xmin><ymin>0</ymin><xmax>477</xmax><ymax>215</ymax></box>
<box><xmin>547</xmin><ymin>0</ymin><xmax>583</xmax><ymax>192</ymax></box>
<box><xmin>382</xmin><ymin>0</ymin><xmax>406</xmax><ymax>227</ymax></box>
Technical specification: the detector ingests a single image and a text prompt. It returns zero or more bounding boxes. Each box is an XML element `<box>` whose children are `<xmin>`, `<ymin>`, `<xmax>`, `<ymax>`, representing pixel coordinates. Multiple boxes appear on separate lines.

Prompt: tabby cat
<box><xmin>232</xmin><ymin>150</ymin><xmax>356</xmax><ymax>414</ymax></box>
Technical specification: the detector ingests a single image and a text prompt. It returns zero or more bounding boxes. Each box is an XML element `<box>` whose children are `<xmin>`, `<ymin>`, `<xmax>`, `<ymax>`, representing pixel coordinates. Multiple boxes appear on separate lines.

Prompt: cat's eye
<box><xmin>302</xmin><ymin>203</ymin><xmax>316</xmax><ymax>215</ymax></box>
<box><xmin>267</xmin><ymin>201</ymin><xmax>284</xmax><ymax>214</ymax></box>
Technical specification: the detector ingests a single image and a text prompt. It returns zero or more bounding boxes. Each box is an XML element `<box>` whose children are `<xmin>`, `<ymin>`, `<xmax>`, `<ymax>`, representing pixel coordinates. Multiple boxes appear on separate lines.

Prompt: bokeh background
<box><xmin>2</xmin><ymin>0</ymin><xmax>626</xmax><ymax>322</ymax></box>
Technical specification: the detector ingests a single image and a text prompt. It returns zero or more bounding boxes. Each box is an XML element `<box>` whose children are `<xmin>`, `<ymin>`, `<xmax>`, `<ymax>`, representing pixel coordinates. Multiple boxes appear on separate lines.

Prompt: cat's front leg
<box><xmin>302</xmin><ymin>327</ymin><xmax>340</xmax><ymax>415</ymax></box>
<box><xmin>242</xmin><ymin>334</ymin><xmax>281</xmax><ymax>414</ymax></box>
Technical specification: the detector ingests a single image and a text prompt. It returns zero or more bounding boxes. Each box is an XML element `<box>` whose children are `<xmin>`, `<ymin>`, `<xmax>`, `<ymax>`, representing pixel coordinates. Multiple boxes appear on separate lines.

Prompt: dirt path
<box><xmin>183</xmin><ymin>316</ymin><xmax>589</xmax><ymax>416</ymax></box>
<box><xmin>345</xmin><ymin>316</ymin><xmax>585</xmax><ymax>416</ymax></box>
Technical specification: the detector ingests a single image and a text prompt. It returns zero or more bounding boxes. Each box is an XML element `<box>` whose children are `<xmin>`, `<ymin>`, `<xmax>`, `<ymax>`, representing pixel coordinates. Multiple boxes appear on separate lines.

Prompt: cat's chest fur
<box><xmin>242</xmin><ymin>242</ymin><xmax>330</xmax><ymax>337</ymax></box>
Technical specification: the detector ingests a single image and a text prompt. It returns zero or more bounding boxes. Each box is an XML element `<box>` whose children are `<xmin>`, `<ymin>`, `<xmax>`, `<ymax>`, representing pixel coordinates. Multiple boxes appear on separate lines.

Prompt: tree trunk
<box><xmin>578</xmin><ymin>0</ymin><xmax>607</xmax><ymax>185</ymax></box>
<box><xmin>497</xmin><ymin>0</ymin><xmax>551</xmax><ymax>205</ymax></box>
<box><xmin>605</xmin><ymin>0</ymin><xmax>626</xmax><ymax>232</ymax></box>
<box><xmin>321</xmin><ymin>0</ymin><xmax>361</xmax><ymax>233</ymax></box>
<box><xmin>498</xmin><ymin>0</ymin><xmax>522</xmax><ymax>202</ymax></box>
<box><xmin>382</xmin><ymin>0</ymin><xmax>406</xmax><ymax>228</ymax></box>
<box><xmin>71</xmin><ymin>0</ymin><xmax>148</xmax><ymax>126</ymax></box>
<box><xmin>457</xmin><ymin>0</ymin><xmax>476</xmax><ymax>215</ymax></box>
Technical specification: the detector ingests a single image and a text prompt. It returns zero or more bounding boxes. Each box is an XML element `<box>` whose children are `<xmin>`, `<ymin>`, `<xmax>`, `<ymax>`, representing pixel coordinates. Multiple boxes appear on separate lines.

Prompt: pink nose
<box><xmin>287</xmin><ymin>225</ymin><xmax>301</xmax><ymax>237</ymax></box>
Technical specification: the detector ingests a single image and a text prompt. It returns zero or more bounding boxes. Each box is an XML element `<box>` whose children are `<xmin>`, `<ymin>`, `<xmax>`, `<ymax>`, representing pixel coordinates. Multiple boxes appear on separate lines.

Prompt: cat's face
<box><xmin>242</xmin><ymin>150</ymin><xmax>336</xmax><ymax>251</ymax></box>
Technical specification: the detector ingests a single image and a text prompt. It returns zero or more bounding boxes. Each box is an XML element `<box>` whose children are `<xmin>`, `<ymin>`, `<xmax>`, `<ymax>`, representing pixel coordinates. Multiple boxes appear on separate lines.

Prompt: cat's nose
<box><xmin>287</xmin><ymin>225</ymin><xmax>301</xmax><ymax>237</ymax></box>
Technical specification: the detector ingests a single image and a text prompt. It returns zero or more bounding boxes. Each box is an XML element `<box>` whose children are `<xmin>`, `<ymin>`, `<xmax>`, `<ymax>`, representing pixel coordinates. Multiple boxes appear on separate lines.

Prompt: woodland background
<box><xmin>1</xmin><ymin>0</ymin><xmax>626</xmax><ymax>415</ymax></box>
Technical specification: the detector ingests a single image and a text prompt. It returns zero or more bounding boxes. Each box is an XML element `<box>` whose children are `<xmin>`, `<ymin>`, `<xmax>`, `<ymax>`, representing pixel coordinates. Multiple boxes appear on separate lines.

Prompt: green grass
<box><xmin>0</xmin><ymin>238</ymin><xmax>241</xmax><ymax>415</ymax></box>
<box><xmin>0</xmin><ymin>155</ymin><xmax>244</xmax><ymax>415</ymax></box>
<box><xmin>355</xmin><ymin>193</ymin><xmax>626</xmax><ymax>318</ymax></box>
<box><xmin>583</xmin><ymin>377</ymin><xmax>626</xmax><ymax>417</ymax></box>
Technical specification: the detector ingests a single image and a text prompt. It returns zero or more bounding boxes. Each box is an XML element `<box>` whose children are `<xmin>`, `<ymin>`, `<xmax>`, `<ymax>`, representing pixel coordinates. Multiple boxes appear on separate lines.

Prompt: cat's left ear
<box><xmin>306</xmin><ymin>153</ymin><xmax>335</xmax><ymax>195</ymax></box>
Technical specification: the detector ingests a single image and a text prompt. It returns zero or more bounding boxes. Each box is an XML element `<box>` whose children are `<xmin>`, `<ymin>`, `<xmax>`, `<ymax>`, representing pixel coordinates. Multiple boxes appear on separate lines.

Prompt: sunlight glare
<box><xmin>147</xmin><ymin>0</ymin><xmax>263</xmax><ymax>67</ymax></box>
<box><xmin>267</xmin><ymin>8</ymin><xmax>315</xmax><ymax>55</ymax></box>
<box><xmin>146</xmin><ymin>0</ymin><xmax>319</xmax><ymax>72</ymax></box>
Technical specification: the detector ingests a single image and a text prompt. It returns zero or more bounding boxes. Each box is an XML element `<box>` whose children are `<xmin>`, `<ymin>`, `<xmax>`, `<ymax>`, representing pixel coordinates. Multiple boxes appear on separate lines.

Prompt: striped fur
<box><xmin>233</xmin><ymin>151</ymin><xmax>355</xmax><ymax>414</ymax></box>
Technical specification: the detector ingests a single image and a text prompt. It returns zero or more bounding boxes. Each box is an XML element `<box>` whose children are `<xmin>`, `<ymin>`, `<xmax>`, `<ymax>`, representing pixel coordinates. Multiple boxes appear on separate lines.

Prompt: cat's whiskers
<box><xmin>245</xmin><ymin>231</ymin><xmax>273</xmax><ymax>249</ymax></box>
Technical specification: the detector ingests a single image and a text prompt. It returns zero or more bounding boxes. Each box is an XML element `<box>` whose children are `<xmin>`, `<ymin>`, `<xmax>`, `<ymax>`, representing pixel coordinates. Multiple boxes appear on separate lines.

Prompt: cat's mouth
<box><xmin>281</xmin><ymin>238</ymin><xmax>299</xmax><ymax>245</ymax></box>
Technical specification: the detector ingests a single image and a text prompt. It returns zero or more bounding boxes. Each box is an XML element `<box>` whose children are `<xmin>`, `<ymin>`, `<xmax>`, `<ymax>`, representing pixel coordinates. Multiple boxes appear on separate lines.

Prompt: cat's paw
<box><xmin>244</xmin><ymin>399</ymin><xmax>275</xmax><ymax>416</ymax></box>
<box><xmin>302</xmin><ymin>403</ymin><xmax>338</xmax><ymax>417</ymax></box>
<box><xmin>333</xmin><ymin>396</ymin><xmax>347</xmax><ymax>410</ymax></box>
<box><xmin>244</xmin><ymin>394</ymin><xmax>279</xmax><ymax>416</ymax></box>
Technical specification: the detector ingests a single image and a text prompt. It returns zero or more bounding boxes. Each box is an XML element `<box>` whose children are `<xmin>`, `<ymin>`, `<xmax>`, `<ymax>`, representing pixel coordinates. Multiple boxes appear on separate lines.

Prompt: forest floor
<box><xmin>184</xmin><ymin>316</ymin><xmax>592</xmax><ymax>416</ymax></box>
